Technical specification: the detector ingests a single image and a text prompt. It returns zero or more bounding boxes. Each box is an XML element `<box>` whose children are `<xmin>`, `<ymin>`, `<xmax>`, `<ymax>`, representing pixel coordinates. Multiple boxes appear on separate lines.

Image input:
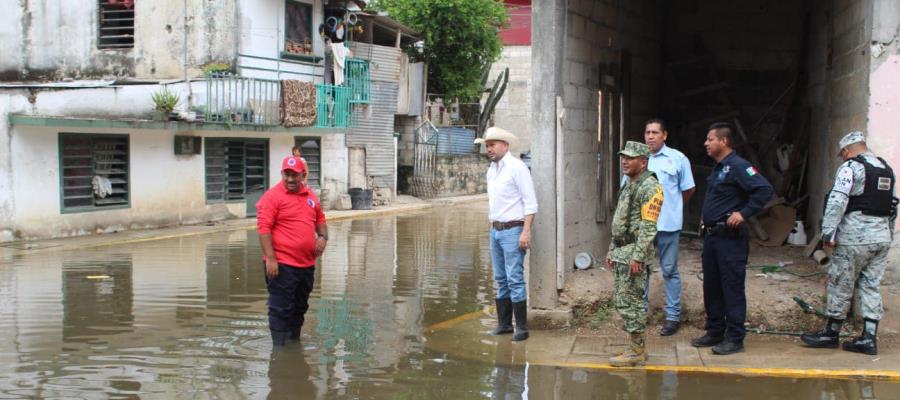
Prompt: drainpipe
<box><xmin>555</xmin><ymin>96</ymin><xmax>565</xmax><ymax>290</ymax></box>
<box><xmin>184</xmin><ymin>0</ymin><xmax>192</xmax><ymax>108</ymax></box>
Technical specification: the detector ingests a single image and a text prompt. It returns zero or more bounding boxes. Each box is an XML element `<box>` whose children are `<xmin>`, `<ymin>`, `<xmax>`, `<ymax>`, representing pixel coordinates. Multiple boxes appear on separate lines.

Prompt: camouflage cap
<box><xmin>618</xmin><ymin>141</ymin><xmax>650</xmax><ymax>158</ymax></box>
<box><xmin>837</xmin><ymin>131</ymin><xmax>865</xmax><ymax>155</ymax></box>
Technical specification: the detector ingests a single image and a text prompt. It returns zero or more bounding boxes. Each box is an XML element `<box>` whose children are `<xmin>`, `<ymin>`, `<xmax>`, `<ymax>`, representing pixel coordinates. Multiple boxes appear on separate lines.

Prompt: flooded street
<box><xmin>1</xmin><ymin>205</ymin><xmax>898</xmax><ymax>399</ymax></box>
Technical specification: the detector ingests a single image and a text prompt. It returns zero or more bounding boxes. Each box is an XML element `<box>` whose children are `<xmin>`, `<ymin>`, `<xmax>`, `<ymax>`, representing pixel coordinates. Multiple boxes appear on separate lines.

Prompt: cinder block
<box><xmin>335</xmin><ymin>194</ymin><xmax>352</xmax><ymax>210</ymax></box>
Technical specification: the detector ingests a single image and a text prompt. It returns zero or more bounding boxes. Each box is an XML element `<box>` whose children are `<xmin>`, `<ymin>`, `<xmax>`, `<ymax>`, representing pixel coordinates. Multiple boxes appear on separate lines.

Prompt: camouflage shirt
<box><xmin>608</xmin><ymin>170</ymin><xmax>663</xmax><ymax>264</ymax></box>
<box><xmin>822</xmin><ymin>152</ymin><xmax>895</xmax><ymax>244</ymax></box>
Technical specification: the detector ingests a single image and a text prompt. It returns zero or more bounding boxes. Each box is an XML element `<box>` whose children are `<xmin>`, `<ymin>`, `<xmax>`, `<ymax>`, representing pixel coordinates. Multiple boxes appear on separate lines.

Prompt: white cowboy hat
<box><xmin>474</xmin><ymin>126</ymin><xmax>518</xmax><ymax>145</ymax></box>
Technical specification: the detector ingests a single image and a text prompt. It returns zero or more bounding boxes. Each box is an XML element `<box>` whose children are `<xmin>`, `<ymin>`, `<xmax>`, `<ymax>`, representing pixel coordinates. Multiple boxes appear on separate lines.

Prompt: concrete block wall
<box><xmin>805</xmin><ymin>0</ymin><xmax>873</xmax><ymax>232</ymax></box>
<box><xmin>400</xmin><ymin>154</ymin><xmax>488</xmax><ymax>198</ymax></box>
<box><xmin>561</xmin><ymin>0</ymin><xmax>662</xmax><ymax>281</ymax></box>
<box><xmin>395</xmin><ymin>115</ymin><xmax>419</xmax><ymax>167</ymax></box>
<box><xmin>490</xmin><ymin>45</ymin><xmax>533</xmax><ymax>155</ymax></box>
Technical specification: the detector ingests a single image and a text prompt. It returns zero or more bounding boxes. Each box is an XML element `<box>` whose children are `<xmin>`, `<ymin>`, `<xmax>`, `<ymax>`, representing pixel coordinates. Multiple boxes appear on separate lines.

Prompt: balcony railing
<box><xmin>205</xmin><ymin>72</ymin><xmax>281</xmax><ymax>125</ymax></box>
<box><xmin>204</xmin><ymin>67</ymin><xmax>365</xmax><ymax>129</ymax></box>
<box><xmin>316</xmin><ymin>84</ymin><xmax>351</xmax><ymax>128</ymax></box>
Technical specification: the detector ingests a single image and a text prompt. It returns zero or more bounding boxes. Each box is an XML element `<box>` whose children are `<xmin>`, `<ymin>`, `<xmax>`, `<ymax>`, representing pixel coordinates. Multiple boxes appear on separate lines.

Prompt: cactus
<box><xmin>478</xmin><ymin>67</ymin><xmax>509</xmax><ymax>136</ymax></box>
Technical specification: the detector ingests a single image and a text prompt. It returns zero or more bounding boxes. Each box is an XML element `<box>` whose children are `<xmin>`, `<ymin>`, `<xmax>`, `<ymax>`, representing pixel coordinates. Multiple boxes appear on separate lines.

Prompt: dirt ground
<box><xmin>559</xmin><ymin>236</ymin><xmax>899</xmax><ymax>340</ymax></box>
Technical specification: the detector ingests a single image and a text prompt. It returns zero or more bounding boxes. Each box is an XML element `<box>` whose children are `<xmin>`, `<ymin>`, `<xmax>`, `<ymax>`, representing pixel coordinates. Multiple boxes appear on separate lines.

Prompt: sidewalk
<box><xmin>0</xmin><ymin>194</ymin><xmax>487</xmax><ymax>256</ymax></box>
<box><xmin>426</xmin><ymin>308</ymin><xmax>900</xmax><ymax>382</ymax></box>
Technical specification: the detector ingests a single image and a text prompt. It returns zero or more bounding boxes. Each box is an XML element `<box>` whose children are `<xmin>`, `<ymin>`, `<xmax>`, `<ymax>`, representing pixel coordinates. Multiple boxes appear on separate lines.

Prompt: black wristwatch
<box><xmin>318</xmin><ymin>235</ymin><xmax>328</xmax><ymax>240</ymax></box>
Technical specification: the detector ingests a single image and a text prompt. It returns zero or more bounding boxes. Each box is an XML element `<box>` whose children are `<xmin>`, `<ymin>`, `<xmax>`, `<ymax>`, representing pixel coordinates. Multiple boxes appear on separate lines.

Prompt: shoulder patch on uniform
<box><xmin>641</xmin><ymin>186</ymin><xmax>663</xmax><ymax>222</ymax></box>
<box><xmin>746</xmin><ymin>166</ymin><xmax>758</xmax><ymax>176</ymax></box>
<box><xmin>833</xmin><ymin>165</ymin><xmax>854</xmax><ymax>195</ymax></box>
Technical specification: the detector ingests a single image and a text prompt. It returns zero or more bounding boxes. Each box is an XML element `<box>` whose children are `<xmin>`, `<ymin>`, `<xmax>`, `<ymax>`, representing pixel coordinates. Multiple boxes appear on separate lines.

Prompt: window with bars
<box><xmin>98</xmin><ymin>1</ymin><xmax>135</xmax><ymax>49</ymax></box>
<box><xmin>205</xmin><ymin>138</ymin><xmax>269</xmax><ymax>203</ymax></box>
<box><xmin>59</xmin><ymin>133</ymin><xmax>130</xmax><ymax>212</ymax></box>
<box><xmin>295</xmin><ymin>137</ymin><xmax>321</xmax><ymax>189</ymax></box>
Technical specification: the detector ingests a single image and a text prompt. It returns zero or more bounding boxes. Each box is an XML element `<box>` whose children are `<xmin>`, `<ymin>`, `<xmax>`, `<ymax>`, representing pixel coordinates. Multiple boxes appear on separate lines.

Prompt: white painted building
<box><xmin>0</xmin><ymin>0</ymin><xmax>424</xmax><ymax>242</ymax></box>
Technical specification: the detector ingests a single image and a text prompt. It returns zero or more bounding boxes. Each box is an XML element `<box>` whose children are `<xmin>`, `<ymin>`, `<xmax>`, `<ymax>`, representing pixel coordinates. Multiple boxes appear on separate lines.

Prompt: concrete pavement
<box><xmin>425</xmin><ymin>308</ymin><xmax>900</xmax><ymax>382</ymax></box>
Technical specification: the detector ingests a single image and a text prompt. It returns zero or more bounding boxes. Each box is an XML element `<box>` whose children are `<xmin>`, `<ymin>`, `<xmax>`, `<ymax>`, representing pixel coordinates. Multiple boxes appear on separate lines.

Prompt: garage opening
<box><xmin>591</xmin><ymin>0</ymin><xmax>855</xmax><ymax>235</ymax></box>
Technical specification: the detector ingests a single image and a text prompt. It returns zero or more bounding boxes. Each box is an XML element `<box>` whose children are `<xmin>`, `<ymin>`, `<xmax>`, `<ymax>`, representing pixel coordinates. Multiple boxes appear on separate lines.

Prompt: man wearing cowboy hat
<box><xmin>801</xmin><ymin>131</ymin><xmax>897</xmax><ymax>355</ymax></box>
<box><xmin>475</xmin><ymin>127</ymin><xmax>538</xmax><ymax>341</ymax></box>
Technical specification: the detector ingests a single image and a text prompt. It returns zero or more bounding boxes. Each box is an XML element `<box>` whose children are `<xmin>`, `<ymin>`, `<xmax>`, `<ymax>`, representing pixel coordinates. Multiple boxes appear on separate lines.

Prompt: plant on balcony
<box><xmin>201</xmin><ymin>61</ymin><xmax>232</xmax><ymax>76</ymax></box>
<box><xmin>151</xmin><ymin>89</ymin><xmax>180</xmax><ymax>121</ymax></box>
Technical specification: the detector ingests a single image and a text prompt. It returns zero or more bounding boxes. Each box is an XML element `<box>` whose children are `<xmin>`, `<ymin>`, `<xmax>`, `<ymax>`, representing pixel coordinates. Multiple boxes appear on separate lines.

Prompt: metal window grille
<box><xmin>345</xmin><ymin>58</ymin><xmax>370</xmax><ymax>104</ymax></box>
<box><xmin>205</xmin><ymin>138</ymin><xmax>269</xmax><ymax>203</ymax></box>
<box><xmin>98</xmin><ymin>1</ymin><xmax>135</xmax><ymax>49</ymax></box>
<box><xmin>316</xmin><ymin>84</ymin><xmax>351</xmax><ymax>128</ymax></box>
<box><xmin>60</xmin><ymin>133</ymin><xmax>130</xmax><ymax>211</ymax></box>
<box><xmin>205</xmin><ymin>72</ymin><xmax>282</xmax><ymax>126</ymax></box>
<box><xmin>294</xmin><ymin>137</ymin><xmax>321</xmax><ymax>189</ymax></box>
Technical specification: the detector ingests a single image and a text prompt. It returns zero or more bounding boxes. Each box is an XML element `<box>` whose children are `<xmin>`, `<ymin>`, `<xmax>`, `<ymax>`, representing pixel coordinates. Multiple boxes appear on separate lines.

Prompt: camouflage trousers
<box><xmin>826</xmin><ymin>242</ymin><xmax>891</xmax><ymax>321</ymax></box>
<box><xmin>614</xmin><ymin>262</ymin><xmax>650</xmax><ymax>333</ymax></box>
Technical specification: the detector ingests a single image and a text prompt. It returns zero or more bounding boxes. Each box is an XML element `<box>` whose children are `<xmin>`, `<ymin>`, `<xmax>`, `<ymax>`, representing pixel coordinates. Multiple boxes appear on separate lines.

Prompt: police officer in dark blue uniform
<box><xmin>691</xmin><ymin>122</ymin><xmax>774</xmax><ymax>355</ymax></box>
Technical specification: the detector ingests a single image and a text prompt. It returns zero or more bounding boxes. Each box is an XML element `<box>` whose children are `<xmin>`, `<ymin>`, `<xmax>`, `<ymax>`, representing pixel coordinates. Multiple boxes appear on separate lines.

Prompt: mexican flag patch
<box><xmin>746</xmin><ymin>166</ymin><xmax>758</xmax><ymax>176</ymax></box>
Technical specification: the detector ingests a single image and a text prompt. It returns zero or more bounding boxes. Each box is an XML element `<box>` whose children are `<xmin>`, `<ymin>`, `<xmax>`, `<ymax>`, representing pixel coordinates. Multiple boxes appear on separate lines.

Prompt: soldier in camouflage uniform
<box><xmin>605</xmin><ymin>141</ymin><xmax>663</xmax><ymax>367</ymax></box>
<box><xmin>801</xmin><ymin>131</ymin><xmax>897</xmax><ymax>355</ymax></box>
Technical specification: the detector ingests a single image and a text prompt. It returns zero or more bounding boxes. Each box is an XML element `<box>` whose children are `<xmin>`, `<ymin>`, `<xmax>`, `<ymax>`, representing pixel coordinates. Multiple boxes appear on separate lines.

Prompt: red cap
<box><xmin>281</xmin><ymin>156</ymin><xmax>307</xmax><ymax>173</ymax></box>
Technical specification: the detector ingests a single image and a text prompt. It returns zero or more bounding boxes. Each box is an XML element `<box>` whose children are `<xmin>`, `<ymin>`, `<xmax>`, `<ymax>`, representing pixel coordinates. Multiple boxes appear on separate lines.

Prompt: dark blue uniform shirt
<box><xmin>702</xmin><ymin>151</ymin><xmax>774</xmax><ymax>225</ymax></box>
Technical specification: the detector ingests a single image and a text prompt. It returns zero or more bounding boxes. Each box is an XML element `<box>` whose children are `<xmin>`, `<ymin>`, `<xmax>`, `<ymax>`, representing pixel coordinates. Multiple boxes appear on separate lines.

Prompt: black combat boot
<box><xmin>842</xmin><ymin>319</ymin><xmax>878</xmax><ymax>355</ymax></box>
<box><xmin>491</xmin><ymin>298</ymin><xmax>514</xmax><ymax>335</ymax></box>
<box><xmin>511</xmin><ymin>301</ymin><xmax>529</xmax><ymax>342</ymax></box>
<box><xmin>801</xmin><ymin>318</ymin><xmax>843</xmax><ymax>348</ymax></box>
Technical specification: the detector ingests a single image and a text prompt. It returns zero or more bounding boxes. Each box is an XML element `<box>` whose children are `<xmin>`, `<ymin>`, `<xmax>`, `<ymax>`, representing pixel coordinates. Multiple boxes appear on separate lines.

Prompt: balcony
<box><xmin>204</xmin><ymin>72</ymin><xmax>281</xmax><ymax>126</ymax></box>
<box><xmin>203</xmin><ymin>61</ymin><xmax>368</xmax><ymax>129</ymax></box>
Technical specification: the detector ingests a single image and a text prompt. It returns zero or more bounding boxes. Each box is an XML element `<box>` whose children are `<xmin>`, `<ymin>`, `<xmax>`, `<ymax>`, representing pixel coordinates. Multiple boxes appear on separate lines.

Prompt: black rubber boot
<box><xmin>289</xmin><ymin>328</ymin><xmax>301</xmax><ymax>341</ymax></box>
<box><xmin>511</xmin><ymin>301</ymin><xmax>529</xmax><ymax>342</ymax></box>
<box><xmin>491</xmin><ymin>298</ymin><xmax>514</xmax><ymax>335</ymax></box>
<box><xmin>842</xmin><ymin>319</ymin><xmax>878</xmax><ymax>355</ymax></box>
<box><xmin>271</xmin><ymin>330</ymin><xmax>290</xmax><ymax>347</ymax></box>
<box><xmin>801</xmin><ymin>318</ymin><xmax>843</xmax><ymax>348</ymax></box>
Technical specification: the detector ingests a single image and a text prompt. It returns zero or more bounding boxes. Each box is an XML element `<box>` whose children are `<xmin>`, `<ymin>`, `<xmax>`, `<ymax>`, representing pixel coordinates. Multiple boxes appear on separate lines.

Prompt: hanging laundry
<box><xmin>331</xmin><ymin>43</ymin><xmax>352</xmax><ymax>86</ymax></box>
<box><xmin>281</xmin><ymin>80</ymin><xmax>317</xmax><ymax>127</ymax></box>
<box><xmin>92</xmin><ymin>175</ymin><xmax>113</xmax><ymax>199</ymax></box>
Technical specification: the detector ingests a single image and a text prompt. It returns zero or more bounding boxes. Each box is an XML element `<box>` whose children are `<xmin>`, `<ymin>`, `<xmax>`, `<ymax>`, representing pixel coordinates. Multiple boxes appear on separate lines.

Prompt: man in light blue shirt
<box><xmin>640</xmin><ymin>118</ymin><xmax>695</xmax><ymax>336</ymax></box>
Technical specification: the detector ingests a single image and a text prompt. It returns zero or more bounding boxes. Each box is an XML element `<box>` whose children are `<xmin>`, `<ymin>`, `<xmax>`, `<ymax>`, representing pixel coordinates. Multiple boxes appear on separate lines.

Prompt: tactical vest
<box><xmin>846</xmin><ymin>155</ymin><xmax>895</xmax><ymax>217</ymax></box>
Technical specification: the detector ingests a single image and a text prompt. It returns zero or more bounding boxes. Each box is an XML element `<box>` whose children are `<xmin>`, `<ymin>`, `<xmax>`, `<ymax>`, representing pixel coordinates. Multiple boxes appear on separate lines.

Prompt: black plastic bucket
<box><xmin>348</xmin><ymin>188</ymin><xmax>373</xmax><ymax>210</ymax></box>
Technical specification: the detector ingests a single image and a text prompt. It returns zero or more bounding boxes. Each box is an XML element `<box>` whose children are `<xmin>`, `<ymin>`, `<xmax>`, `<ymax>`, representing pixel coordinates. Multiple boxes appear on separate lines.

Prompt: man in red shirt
<box><xmin>256</xmin><ymin>156</ymin><xmax>328</xmax><ymax>346</ymax></box>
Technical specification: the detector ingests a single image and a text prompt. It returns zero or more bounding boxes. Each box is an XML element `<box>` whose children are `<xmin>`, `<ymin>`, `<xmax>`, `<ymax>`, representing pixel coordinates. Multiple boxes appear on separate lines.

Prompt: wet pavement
<box><xmin>1</xmin><ymin>204</ymin><xmax>899</xmax><ymax>399</ymax></box>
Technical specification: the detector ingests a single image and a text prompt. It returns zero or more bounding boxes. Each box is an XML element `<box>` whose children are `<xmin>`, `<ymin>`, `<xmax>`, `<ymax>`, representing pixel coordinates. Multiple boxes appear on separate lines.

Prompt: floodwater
<box><xmin>0</xmin><ymin>205</ymin><xmax>897</xmax><ymax>399</ymax></box>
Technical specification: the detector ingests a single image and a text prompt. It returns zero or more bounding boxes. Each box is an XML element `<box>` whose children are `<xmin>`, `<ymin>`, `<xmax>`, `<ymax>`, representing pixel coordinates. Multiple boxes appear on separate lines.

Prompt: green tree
<box><xmin>374</xmin><ymin>0</ymin><xmax>508</xmax><ymax>101</ymax></box>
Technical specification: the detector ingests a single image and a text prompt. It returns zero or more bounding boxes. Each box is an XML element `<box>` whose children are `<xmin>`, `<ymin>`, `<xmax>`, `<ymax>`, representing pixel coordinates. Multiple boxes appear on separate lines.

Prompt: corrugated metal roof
<box><xmin>348</xmin><ymin>81</ymin><xmax>399</xmax><ymax>188</ymax></box>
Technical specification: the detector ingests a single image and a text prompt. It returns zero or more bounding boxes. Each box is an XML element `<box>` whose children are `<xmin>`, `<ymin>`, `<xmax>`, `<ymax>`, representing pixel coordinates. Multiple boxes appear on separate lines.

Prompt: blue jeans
<box><xmin>491</xmin><ymin>226</ymin><xmax>527</xmax><ymax>302</ymax></box>
<box><xmin>643</xmin><ymin>231</ymin><xmax>682</xmax><ymax>321</ymax></box>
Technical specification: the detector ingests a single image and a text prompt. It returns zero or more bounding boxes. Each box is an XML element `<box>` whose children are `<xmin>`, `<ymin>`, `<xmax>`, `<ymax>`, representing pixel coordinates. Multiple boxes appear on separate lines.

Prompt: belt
<box><xmin>492</xmin><ymin>220</ymin><xmax>525</xmax><ymax>231</ymax></box>
<box><xmin>702</xmin><ymin>222</ymin><xmax>747</xmax><ymax>238</ymax></box>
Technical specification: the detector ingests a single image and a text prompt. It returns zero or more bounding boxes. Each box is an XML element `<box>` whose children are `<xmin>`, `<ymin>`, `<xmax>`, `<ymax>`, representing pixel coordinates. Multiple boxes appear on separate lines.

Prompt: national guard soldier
<box><xmin>801</xmin><ymin>131</ymin><xmax>897</xmax><ymax>355</ymax></box>
<box><xmin>605</xmin><ymin>141</ymin><xmax>664</xmax><ymax>367</ymax></box>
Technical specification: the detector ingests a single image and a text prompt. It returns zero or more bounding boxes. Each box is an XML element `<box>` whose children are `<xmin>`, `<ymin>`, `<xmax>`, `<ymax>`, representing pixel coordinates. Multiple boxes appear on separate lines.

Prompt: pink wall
<box><xmin>867</xmin><ymin>52</ymin><xmax>900</xmax><ymax>229</ymax></box>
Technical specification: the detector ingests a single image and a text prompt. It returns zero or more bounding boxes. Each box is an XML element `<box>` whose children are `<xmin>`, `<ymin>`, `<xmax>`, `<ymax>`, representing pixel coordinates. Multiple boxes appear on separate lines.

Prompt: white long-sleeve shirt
<box><xmin>487</xmin><ymin>152</ymin><xmax>538</xmax><ymax>222</ymax></box>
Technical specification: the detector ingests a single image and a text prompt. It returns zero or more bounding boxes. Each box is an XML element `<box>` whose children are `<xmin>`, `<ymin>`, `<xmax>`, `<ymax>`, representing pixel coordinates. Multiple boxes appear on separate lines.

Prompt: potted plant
<box><xmin>151</xmin><ymin>89</ymin><xmax>180</xmax><ymax>121</ymax></box>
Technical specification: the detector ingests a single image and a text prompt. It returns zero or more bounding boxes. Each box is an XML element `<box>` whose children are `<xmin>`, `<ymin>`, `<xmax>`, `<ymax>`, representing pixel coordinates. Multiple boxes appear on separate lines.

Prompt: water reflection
<box><xmin>0</xmin><ymin>206</ymin><xmax>897</xmax><ymax>398</ymax></box>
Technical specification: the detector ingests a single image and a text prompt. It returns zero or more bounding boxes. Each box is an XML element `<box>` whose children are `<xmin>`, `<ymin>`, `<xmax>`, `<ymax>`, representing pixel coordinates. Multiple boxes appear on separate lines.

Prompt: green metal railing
<box><xmin>316</xmin><ymin>84</ymin><xmax>351</xmax><ymax>128</ymax></box>
<box><xmin>345</xmin><ymin>58</ymin><xmax>370</xmax><ymax>104</ymax></box>
<box><xmin>205</xmin><ymin>72</ymin><xmax>281</xmax><ymax>126</ymax></box>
